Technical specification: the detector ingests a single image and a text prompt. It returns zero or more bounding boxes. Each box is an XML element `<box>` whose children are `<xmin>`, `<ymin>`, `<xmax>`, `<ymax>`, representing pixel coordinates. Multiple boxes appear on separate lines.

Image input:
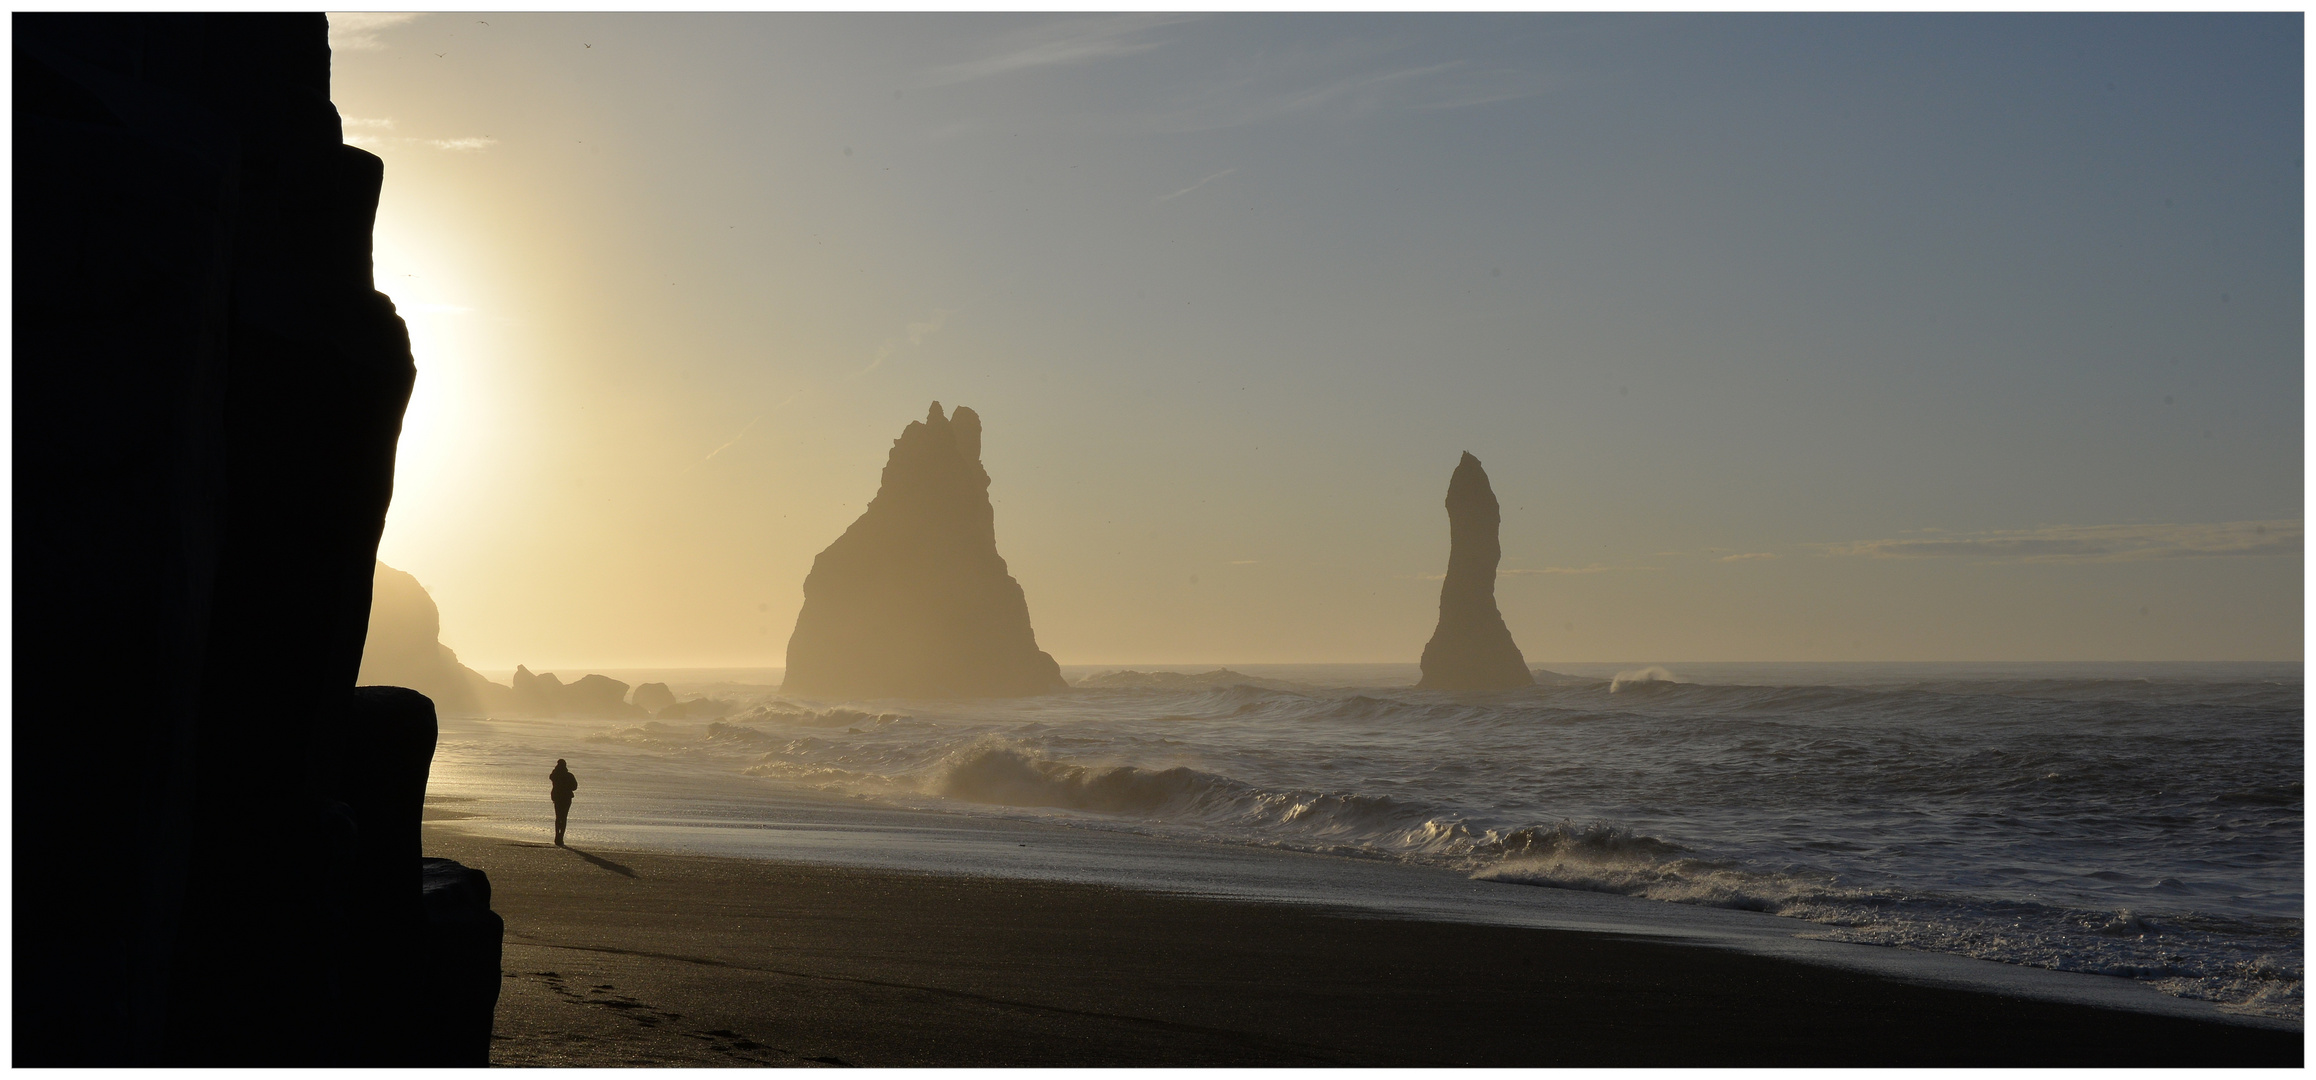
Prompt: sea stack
<box><xmin>783</xmin><ymin>402</ymin><xmax>1067</xmax><ymax>698</ymax></box>
<box><xmin>1417</xmin><ymin>453</ymin><xmax>1535</xmax><ymax>691</ymax></box>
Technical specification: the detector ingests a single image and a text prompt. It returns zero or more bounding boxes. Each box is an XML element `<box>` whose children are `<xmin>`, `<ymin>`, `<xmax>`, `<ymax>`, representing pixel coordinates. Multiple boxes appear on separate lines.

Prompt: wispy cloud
<box><xmin>926</xmin><ymin>14</ymin><xmax>1197</xmax><ymax>85</ymax></box>
<box><xmin>341</xmin><ymin>118</ymin><xmax>497</xmax><ymax>153</ymax></box>
<box><xmin>341</xmin><ymin>116</ymin><xmax>394</xmax><ymax>147</ymax></box>
<box><xmin>1817</xmin><ymin>521</ymin><xmax>2301</xmax><ymax>563</ymax></box>
<box><xmin>861</xmin><ymin>305</ymin><xmax>965</xmax><ymax>377</ymax></box>
<box><xmin>684</xmin><ymin>394</ymin><xmax>800</xmax><ymax>475</ymax></box>
<box><xmin>328</xmin><ymin>13</ymin><xmax>421</xmax><ymax>53</ymax></box>
<box><xmin>1413</xmin><ymin>563</ymin><xmax>1653</xmax><ymax>580</ymax></box>
<box><xmin>1152</xmin><ymin>56</ymin><xmax>1552</xmax><ymax>133</ymax></box>
<box><xmin>1157</xmin><ymin>168</ymin><xmax>1236</xmax><ymax>203</ymax></box>
<box><xmin>1501</xmin><ymin>564</ymin><xmax>1658</xmax><ymax>575</ymax></box>
<box><xmin>1715</xmin><ymin>552</ymin><xmax>1777</xmax><ymax>562</ymax></box>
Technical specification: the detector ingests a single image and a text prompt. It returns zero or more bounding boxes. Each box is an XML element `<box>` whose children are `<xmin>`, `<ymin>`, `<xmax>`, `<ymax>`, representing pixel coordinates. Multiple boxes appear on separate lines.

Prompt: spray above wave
<box><xmin>934</xmin><ymin>741</ymin><xmax>1222</xmax><ymax>815</ymax></box>
<box><xmin>1076</xmin><ymin>668</ymin><xmax>1305</xmax><ymax>691</ymax></box>
<box><xmin>823</xmin><ymin>736</ymin><xmax>1696</xmax><ymax>870</ymax></box>
<box><xmin>1609</xmin><ymin>666</ymin><xmax>1681</xmax><ymax>693</ymax></box>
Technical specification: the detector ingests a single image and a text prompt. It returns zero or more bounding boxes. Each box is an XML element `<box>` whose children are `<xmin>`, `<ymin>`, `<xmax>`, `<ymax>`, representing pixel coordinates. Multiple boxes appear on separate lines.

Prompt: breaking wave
<box><xmin>561</xmin><ymin>663</ymin><xmax>2301</xmax><ymax>1019</ymax></box>
<box><xmin>1609</xmin><ymin>666</ymin><xmax>1682</xmax><ymax>693</ymax></box>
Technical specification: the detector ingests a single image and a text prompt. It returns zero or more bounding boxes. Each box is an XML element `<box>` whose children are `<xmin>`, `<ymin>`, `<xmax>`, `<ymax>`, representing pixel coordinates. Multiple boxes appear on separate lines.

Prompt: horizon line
<box><xmin>460</xmin><ymin>656</ymin><xmax>2304</xmax><ymax>675</ymax></box>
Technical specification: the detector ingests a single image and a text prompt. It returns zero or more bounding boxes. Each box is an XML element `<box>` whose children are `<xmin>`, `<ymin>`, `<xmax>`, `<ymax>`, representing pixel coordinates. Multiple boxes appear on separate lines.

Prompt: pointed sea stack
<box><xmin>783</xmin><ymin>402</ymin><xmax>1067</xmax><ymax>698</ymax></box>
<box><xmin>1417</xmin><ymin>452</ymin><xmax>1535</xmax><ymax>690</ymax></box>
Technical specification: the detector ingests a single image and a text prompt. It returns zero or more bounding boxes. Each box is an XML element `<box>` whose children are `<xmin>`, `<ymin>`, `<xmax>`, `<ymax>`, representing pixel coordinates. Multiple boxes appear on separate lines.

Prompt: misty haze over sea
<box><xmin>332</xmin><ymin>10</ymin><xmax>2299</xmax><ymax>1049</ymax></box>
<box><xmin>429</xmin><ymin>659</ymin><xmax>2300</xmax><ymax>1021</ymax></box>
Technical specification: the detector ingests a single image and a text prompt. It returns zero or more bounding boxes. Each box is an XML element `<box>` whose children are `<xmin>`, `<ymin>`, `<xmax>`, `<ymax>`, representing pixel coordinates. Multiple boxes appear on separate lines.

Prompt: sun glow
<box><xmin>368</xmin><ymin>198</ymin><xmax>516</xmax><ymax>582</ymax></box>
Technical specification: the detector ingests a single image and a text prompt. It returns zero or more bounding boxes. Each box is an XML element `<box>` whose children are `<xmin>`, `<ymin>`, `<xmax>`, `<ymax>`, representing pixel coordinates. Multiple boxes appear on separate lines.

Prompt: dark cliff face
<box><xmin>16</xmin><ymin>14</ymin><xmax>426</xmax><ymax>1064</ymax></box>
<box><xmin>1417</xmin><ymin>453</ymin><xmax>1535</xmax><ymax>691</ymax></box>
<box><xmin>784</xmin><ymin>403</ymin><xmax>1066</xmax><ymax>699</ymax></box>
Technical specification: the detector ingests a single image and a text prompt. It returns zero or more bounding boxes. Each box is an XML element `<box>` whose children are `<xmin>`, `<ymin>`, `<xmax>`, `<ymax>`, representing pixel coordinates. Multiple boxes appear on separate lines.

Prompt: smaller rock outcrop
<box><xmin>504</xmin><ymin>666</ymin><xmax>645</xmax><ymax>718</ymax></box>
<box><xmin>564</xmin><ymin>674</ymin><xmax>633</xmax><ymax>714</ymax></box>
<box><xmin>509</xmin><ymin>665</ymin><xmax>560</xmax><ymax>715</ymax></box>
<box><xmin>631</xmin><ymin>682</ymin><xmax>677</xmax><ymax>713</ymax></box>
<box><xmin>1417</xmin><ymin>453</ymin><xmax>1535</xmax><ymax>691</ymax></box>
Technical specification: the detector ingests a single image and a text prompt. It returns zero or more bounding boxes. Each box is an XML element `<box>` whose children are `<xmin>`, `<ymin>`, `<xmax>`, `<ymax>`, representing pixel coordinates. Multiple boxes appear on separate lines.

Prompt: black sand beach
<box><xmin>426</xmin><ymin>825</ymin><xmax>2300</xmax><ymax>1067</ymax></box>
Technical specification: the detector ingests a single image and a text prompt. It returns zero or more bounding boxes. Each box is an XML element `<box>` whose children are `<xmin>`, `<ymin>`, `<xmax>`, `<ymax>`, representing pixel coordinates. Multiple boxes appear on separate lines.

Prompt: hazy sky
<box><xmin>333</xmin><ymin>13</ymin><xmax>2302</xmax><ymax>669</ymax></box>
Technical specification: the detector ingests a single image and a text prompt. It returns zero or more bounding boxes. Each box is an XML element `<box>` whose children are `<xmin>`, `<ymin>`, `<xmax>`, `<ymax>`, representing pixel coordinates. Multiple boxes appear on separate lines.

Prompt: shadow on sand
<box><xmin>564</xmin><ymin>846</ymin><xmax>638</xmax><ymax>878</ymax></box>
<box><xmin>514</xmin><ymin>841</ymin><xmax>639</xmax><ymax>878</ymax></box>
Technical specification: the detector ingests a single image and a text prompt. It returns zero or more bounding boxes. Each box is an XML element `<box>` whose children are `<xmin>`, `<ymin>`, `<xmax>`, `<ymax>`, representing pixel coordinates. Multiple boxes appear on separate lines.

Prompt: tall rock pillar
<box><xmin>1417</xmin><ymin>453</ymin><xmax>1535</xmax><ymax>690</ymax></box>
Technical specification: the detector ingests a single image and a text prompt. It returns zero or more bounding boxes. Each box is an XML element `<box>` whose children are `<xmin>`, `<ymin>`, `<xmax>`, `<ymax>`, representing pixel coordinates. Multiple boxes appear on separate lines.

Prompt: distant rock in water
<box><xmin>358</xmin><ymin>569</ymin><xmax>654</xmax><ymax>719</ymax></box>
<box><xmin>509</xmin><ymin>665</ymin><xmax>557</xmax><ymax>715</ymax></box>
<box><xmin>564</xmin><ymin>673</ymin><xmax>633</xmax><ymax>713</ymax></box>
<box><xmin>631</xmin><ymin>681</ymin><xmax>677</xmax><ymax>713</ymax></box>
<box><xmin>784</xmin><ymin>402</ymin><xmax>1066</xmax><ymax>699</ymax></box>
<box><xmin>1417</xmin><ymin>453</ymin><xmax>1534</xmax><ymax>691</ymax></box>
<box><xmin>358</xmin><ymin>562</ymin><xmax>507</xmax><ymax>716</ymax></box>
<box><xmin>507</xmin><ymin>665</ymin><xmax>643</xmax><ymax>718</ymax></box>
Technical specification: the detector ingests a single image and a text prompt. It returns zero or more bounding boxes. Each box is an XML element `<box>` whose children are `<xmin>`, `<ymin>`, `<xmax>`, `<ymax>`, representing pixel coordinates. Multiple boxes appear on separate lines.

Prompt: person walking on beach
<box><xmin>549</xmin><ymin>758</ymin><xmax>578</xmax><ymax>846</ymax></box>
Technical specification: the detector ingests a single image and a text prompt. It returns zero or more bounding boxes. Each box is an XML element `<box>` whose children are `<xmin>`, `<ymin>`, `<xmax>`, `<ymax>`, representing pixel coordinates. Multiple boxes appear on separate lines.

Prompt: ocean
<box><xmin>431</xmin><ymin>661</ymin><xmax>2301</xmax><ymax>1022</ymax></box>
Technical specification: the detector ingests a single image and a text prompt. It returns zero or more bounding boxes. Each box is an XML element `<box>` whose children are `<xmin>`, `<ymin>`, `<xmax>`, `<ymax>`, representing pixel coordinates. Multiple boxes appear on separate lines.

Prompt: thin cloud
<box><xmin>1502</xmin><ymin>564</ymin><xmax>1657</xmax><ymax>575</ymax></box>
<box><xmin>341</xmin><ymin>116</ymin><xmax>393</xmax><ymax>148</ymax></box>
<box><xmin>328</xmin><ymin>13</ymin><xmax>421</xmax><ymax>53</ymax></box>
<box><xmin>683</xmin><ymin>394</ymin><xmax>800</xmax><ymax>475</ymax></box>
<box><xmin>1817</xmin><ymin>520</ymin><xmax>2301</xmax><ymax>563</ymax></box>
<box><xmin>1716</xmin><ymin>552</ymin><xmax>1777</xmax><ymax>562</ymax></box>
<box><xmin>926</xmin><ymin>14</ymin><xmax>1197</xmax><ymax>86</ymax></box>
<box><xmin>1424</xmin><ymin>565</ymin><xmax>1660</xmax><ymax>580</ymax></box>
<box><xmin>860</xmin><ymin>305</ymin><xmax>965</xmax><ymax>377</ymax></box>
<box><xmin>1157</xmin><ymin>168</ymin><xmax>1236</xmax><ymax>203</ymax></box>
<box><xmin>341</xmin><ymin>119</ymin><xmax>498</xmax><ymax>153</ymax></box>
<box><xmin>1153</xmin><ymin>56</ymin><xmax>1551</xmax><ymax>133</ymax></box>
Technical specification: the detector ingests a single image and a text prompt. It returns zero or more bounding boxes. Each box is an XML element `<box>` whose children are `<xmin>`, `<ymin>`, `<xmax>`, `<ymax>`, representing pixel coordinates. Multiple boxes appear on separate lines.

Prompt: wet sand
<box><xmin>426</xmin><ymin>825</ymin><xmax>2300</xmax><ymax>1067</ymax></box>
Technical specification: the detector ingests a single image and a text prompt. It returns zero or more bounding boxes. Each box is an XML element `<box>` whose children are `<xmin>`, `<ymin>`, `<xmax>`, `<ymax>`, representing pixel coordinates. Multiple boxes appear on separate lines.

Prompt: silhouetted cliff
<box><xmin>1417</xmin><ymin>453</ymin><xmax>1535</xmax><ymax>691</ymax></box>
<box><xmin>17</xmin><ymin>14</ymin><xmax>497</xmax><ymax>1065</ymax></box>
<box><xmin>784</xmin><ymin>403</ymin><xmax>1066</xmax><ymax>698</ymax></box>
<box><xmin>359</xmin><ymin>562</ymin><xmax>507</xmax><ymax>716</ymax></box>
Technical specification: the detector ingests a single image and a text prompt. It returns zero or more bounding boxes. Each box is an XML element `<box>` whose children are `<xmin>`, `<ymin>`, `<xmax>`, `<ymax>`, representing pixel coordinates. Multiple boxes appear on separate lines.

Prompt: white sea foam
<box><xmin>483</xmin><ymin>661</ymin><xmax>2303</xmax><ymax>1019</ymax></box>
